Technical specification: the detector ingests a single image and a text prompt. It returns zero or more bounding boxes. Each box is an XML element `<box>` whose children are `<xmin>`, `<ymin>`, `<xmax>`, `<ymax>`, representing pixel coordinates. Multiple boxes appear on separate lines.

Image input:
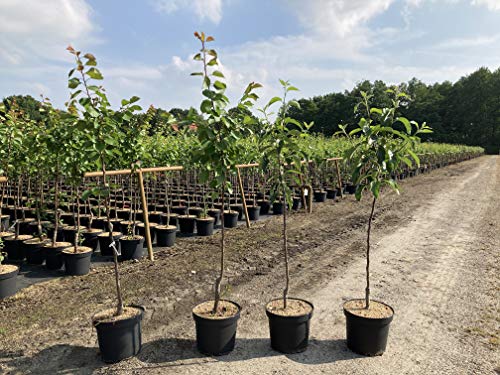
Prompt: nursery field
<box><xmin>0</xmin><ymin>155</ymin><xmax>498</xmax><ymax>374</ymax></box>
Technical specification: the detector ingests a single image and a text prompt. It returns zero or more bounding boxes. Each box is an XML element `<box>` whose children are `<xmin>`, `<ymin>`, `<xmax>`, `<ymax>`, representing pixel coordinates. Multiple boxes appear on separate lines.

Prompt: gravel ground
<box><xmin>1</xmin><ymin>156</ymin><xmax>498</xmax><ymax>374</ymax></box>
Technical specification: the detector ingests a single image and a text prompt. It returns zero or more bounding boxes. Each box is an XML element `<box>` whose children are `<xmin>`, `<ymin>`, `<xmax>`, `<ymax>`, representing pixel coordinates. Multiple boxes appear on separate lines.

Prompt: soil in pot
<box><xmin>82</xmin><ymin>228</ymin><xmax>104</xmax><ymax>252</ymax></box>
<box><xmin>136</xmin><ymin>223</ymin><xmax>157</xmax><ymax>246</ymax></box>
<box><xmin>192</xmin><ymin>300</ymin><xmax>241</xmax><ymax>355</ymax></box>
<box><xmin>4</xmin><ymin>235</ymin><xmax>33</xmax><ymax>262</ymax></box>
<box><xmin>223</xmin><ymin>210</ymin><xmax>238</xmax><ymax>228</ymax></box>
<box><xmin>313</xmin><ymin>190</ymin><xmax>327</xmax><ymax>202</ymax></box>
<box><xmin>0</xmin><ymin>264</ymin><xmax>19</xmax><ymax>299</ymax></box>
<box><xmin>246</xmin><ymin>205</ymin><xmax>261</xmax><ymax>221</ymax></box>
<box><xmin>155</xmin><ymin>225</ymin><xmax>177</xmax><ymax>247</ymax></box>
<box><xmin>44</xmin><ymin>241</ymin><xmax>73</xmax><ymax>270</ymax></box>
<box><xmin>62</xmin><ymin>246</ymin><xmax>93</xmax><ymax>276</ymax></box>
<box><xmin>97</xmin><ymin>232</ymin><xmax>123</xmax><ymax>256</ymax></box>
<box><xmin>23</xmin><ymin>237</ymin><xmax>48</xmax><ymax>265</ymax></box>
<box><xmin>265</xmin><ymin>298</ymin><xmax>314</xmax><ymax>353</ymax></box>
<box><xmin>119</xmin><ymin>235</ymin><xmax>144</xmax><ymax>260</ymax></box>
<box><xmin>92</xmin><ymin>305</ymin><xmax>145</xmax><ymax>363</ymax></box>
<box><xmin>343</xmin><ymin>299</ymin><xmax>394</xmax><ymax>356</ymax></box>
<box><xmin>178</xmin><ymin>215</ymin><xmax>196</xmax><ymax>234</ymax></box>
<box><xmin>196</xmin><ymin>217</ymin><xmax>215</xmax><ymax>236</ymax></box>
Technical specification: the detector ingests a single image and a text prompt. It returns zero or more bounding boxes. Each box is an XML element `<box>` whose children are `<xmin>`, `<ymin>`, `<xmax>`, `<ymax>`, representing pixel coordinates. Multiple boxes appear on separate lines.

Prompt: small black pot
<box><xmin>313</xmin><ymin>190</ymin><xmax>327</xmax><ymax>202</ymax></box>
<box><xmin>0</xmin><ymin>266</ymin><xmax>19</xmax><ymax>299</ymax></box>
<box><xmin>4</xmin><ymin>235</ymin><xmax>33</xmax><ymax>262</ymax></box>
<box><xmin>98</xmin><ymin>232</ymin><xmax>123</xmax><ymax>256</ymax></box>
<box><xmin>19</xmin><ymin>219</ymin><xmax>36</xmax><ymax>235</ymax></box>
<box><xmin>172</xmin><ymin>206</ymin><xmax>188</xmax><ymax>216</ymax></box>
<box><xmin>257</xmin><ymin>200</ymin><xmax>270</xmax><ymax>215</ymax></box>
<box><xmin>266</xmin><ymin>298</ymin><xmax>314</xmax><ymax>353</ymax></box>
<box><xmin>0</xmin><ymin>214</ymin><xmax>10</xmax><ymax>231</ymax></box>
<box><xmin>223</xmin><ymin>211</ymin><xmax>238</xmax><ymax>228</ymax></box>
<box><xmin>196</xmin><ymin>218</ymin><xmax>214</xmax><ymax>236</ymax></box>
<box><xmin>44</xmin><ymin>242</ymin><xmax>73</xmax><ymax>270</ymax></box>
<box><xmin>23</xmin><ymin>238</ymin><xmax>47</xmax><ymax>265</ymax></box>
<box><xmin>82</xmin><ymin>229</ymin><xmax>104</xmax><ymax>252</ymax></box>
<box><xmin>326</xmin><ymin>189</ymin><xmax>337</xmax><ymax>199</ymax></box>
<box><xmin>272</xmin><ymin>202</ymin><xmax>284</xmax><ymax>215</ymax></box>
<box><xmin>188</xmin><ymin>207</ymin><xmax>203</xmax><ymax>218</ymax></box>
<box><xmin>230</xmin><ymin>205</ymin><xmax>243</xmax><ymax>221</ymax></box>
<box><xmin>155</xmin><ymin>225</ymin><xmax>177</xmax><ymax>247</ymax></box>
<box><xmin>346</xmin><ymin>184</ymin><xmax>357</xmax><ymax>195</ymax></box>
<box><xmin>93</xmin><ymin>305</ymin><xmax>145</xmax><ymax>363</ymax></box>
<box><xmin>119</xmin><ymin>236</ymin><xmax>144</xmax><ymax>260</ymax></box>
<box><xmin>343</xmin><ymin>299</ymin><xmax>394</xmax><ymax>356</ymax></box>
<box><xmin>193</xmin><ymin>301</ymin><xmax>241</xmax><ymax>355</ymax></box>
<box><xmin>178</xmin><ymin>215</ymin><xmax>196</xmax><ymax>234</ymax></box>
<box><xmin>148</xmin><ymin>212</ymin><xmax>163</xmax><ymax>224</ymax></box>
<box><xmin>136</xmin><ymin>223</ymin><xmax>157</xmax><ymax>247</ymax></box>
<box><xmin>246</xmin><ymin>205</ymin><xmax>260</xmax><ymax>221</ymax></box>
<box><xmin>292</xmin><ymin>197</ymin><xmax>301</xmax><ymax>211</ymax></box>
<box><xmin>63</xmin><ymin>247</ymin><xmax>93</xmax><ymax>276</ymax></box>
<box><xmin>207</xmin><ymin>209</ymin><xmax>220</xmax><ymax>226</ymax></box>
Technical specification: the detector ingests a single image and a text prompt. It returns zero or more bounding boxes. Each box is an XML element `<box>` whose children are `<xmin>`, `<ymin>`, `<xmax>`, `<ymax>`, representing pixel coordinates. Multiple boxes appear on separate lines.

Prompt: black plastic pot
<box><xmin>62</xmin><ymin>226</ymin><xmax>78</xmax><ymax>245</ymax></box>
<box><xmin>98</xmin><ymin>232</ymin><xmax>123</xmax><ymax>256</ymax></box>
<box><xmin>0</xmin><ymin>214</ymin><xmax>9</xmax><ymax>231</ymax></box>
<box><xmin>223</xmin><ymin>211</ymin><xmax>238</xmax><ymax>228</ymax></box>
<box><xmin>172</xmin><ymin>206</ymin><xmax>188</xmax><ymax>216</ymax></box>
<box><xmin>155</xmin><ymin>225</ymin><xmax>177</xmax><ymax>247</ymax></box>
<box><xmin>257</xmin><ymin>200</ymin><xmax>270</xmax><ymax>215</ymax></box>
<box><xmin>207</xmin><ymin>209</ymin><xmax>220</xmax><ymax>226</ymax></box>
<box><xmin>148</xmin><ymin>212</ymin><xmax>163</xmax><ymax>224</ymax></box>
<box><xmin>63</xmin><ymin>247</ymin><xmax>93</xmax><ymax>276</ymax></box>
<box><xmin>292</xmin><ymin>197</ymin><xmax>301</xmax><ymax>211</ymax></box>
<box><xmin>161</xmin><ymin>213</ymin><xmax>179</xmax><ymax>228</ymax></box>
<box><xmin>343</xmin><ymin>299</ymin><xmax>394</xmax><ymax>356</ymax></box>
<box><xmin>346</xmin><ymin>184</ymin><xmax>357</xmax><ymax>195</ymax></box>
<box><xmin>272</xmin><ymin>202</ymin><xmax>284</xmax><ymax>215</ymax></box>
<box><xmin>230</xmin><ymin>205</ymin><xmax>243</xmax><ymax>221</ymax></box>
<box><xmin>0</xmin><ymin>265</ymin><xmax>19</xmax><ymax>299</ymax></box>
<box><xmin>19</xmin><ymin>219</ymin><xmax>36</xmax><ymax>235</ymax></box>
<box><xmin>44</xmin><ymin>242</ymin><xmax>72</xmax><ymax>270</ymax></box>
<box><xmin>82</xmin><ymin>229</ymin><xmax>104</xmax><ymax>252</ymax></box>
<box><xmin>326</xmin><ymin>189</ymin><xmax>337</xmax><ymax>199</ymax></box>
<box><xmin>93</xmin><ymin>305</ymin><xmax>145</xmax><ymax>363</ymax></box>
<box><xmin>188</xmin><ymin>207</ymin><xmax>203</xmax><ymax>218</ymax></box>
<box><xmin>119</xmin><ymin>236</ymin><xmax>144</xmax><ymax>260</ymax></box>
<box><xmin>178</xmin><ymin>215</ymin><xmax>196</xmax><ymax>234</ymax></box>
<box><xmin>314</xmin><ymin>190</ymin><xmax>327</xmax><ymax>202</ymax></box>
<box><xmin>247</xmin><ymin>205</ymin><xmax>260</xmax><ymax>221</ymax></box>
<box><xmin>193</xmin><ymin>301</ymin><xmax>241</xmax><ymax>355</ymax></box>
<box><xmin>4</xmin><ymin>235</ymin><xmax>33</xmax><ymax>262</ymax></box>
<box><xmin>136</xmin><ymin>223</ymin><xmax>157</xmax><ymax>246</ymax></box>
<box><xmin>266</xmin><ymin>298</ymin><xmax>314</xmax><ymax>353</ymax></box>
<box><xmin>196</xmin><ymin>218</ymin><xmax>214</xmax><ymax>236</ymax></box>
<box><xmin>23</xmin><ymin>238</ymin><xmax>47</xmax><ymax>265</ymax></box>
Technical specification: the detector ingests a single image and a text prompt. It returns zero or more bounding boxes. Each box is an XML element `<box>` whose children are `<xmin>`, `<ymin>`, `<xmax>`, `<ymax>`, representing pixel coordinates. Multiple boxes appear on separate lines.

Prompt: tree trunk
<box><xmin>212</xmin><ymin>177</ymin><xmax>225</xmax><ymax>314</ymax></box>
<box><xmin>365</xmin><ymin>197</ymin><xmax>377</xmax><ymax>309</ymax></box>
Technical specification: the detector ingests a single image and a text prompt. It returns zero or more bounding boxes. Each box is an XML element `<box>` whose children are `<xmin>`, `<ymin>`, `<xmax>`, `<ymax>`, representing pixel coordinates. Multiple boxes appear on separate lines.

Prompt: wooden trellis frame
<box><xmin>84</xmin><ymin>166</ymin><xmax>184</xmax><ymax>261</ymax></box>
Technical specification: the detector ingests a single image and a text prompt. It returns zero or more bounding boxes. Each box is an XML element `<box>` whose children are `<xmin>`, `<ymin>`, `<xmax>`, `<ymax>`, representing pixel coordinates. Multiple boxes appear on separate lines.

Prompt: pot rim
<box><xmin>192</xmin><ymin>299</ymin><xmax>241</xmax><ymax>322</ymax></box>
<box><xmin>265</xmin><ymin>297</ymin><xmax>314</xmax><ymax>319</ymax></box>
<box><xmin>92</xmin><ymin>304</ymin><xmax>145</xmax><ymax>327</ymax></box>
<box><xmin>343</xmin><ymin>298</ymin><xmax>395</xmax><ymax>321</ymax></box>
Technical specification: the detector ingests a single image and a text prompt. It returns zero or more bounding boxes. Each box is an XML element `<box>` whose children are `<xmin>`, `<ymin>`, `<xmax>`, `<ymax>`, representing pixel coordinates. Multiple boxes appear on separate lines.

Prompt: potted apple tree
<box><xmin>339</xmin><ymin>89</ymin><xmax>432</xmax><ymax>356</ymax></box>
<box><xmin>190</xmin><ymin>31</ymin><xmax>261</xmax><ymax>355</ymax></box>
<box><xmin>66</xmin><ymin>46</ymin><xmax>145</xmax><ymax>363</ymax></box>
<box><xmin>260</xmin><ymin>80</ymin><xmax>315</xmax><ymax>353</ymax></box>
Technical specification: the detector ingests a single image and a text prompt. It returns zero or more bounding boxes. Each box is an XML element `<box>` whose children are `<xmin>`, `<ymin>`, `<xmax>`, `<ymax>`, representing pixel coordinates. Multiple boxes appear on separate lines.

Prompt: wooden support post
<box><xmin>137</xmin><ymin>169</ymin><xmax>154</xmax><ymax>261</ymax></box>
<box><xmin>334</xmin><ymin>160</ymin><xmax>343</xmax><ymax>198</ymax></box>
<box><xmin>236</xmin><ymin>167</ymin><xmax>251</xmax><ymax>229</ymax></box>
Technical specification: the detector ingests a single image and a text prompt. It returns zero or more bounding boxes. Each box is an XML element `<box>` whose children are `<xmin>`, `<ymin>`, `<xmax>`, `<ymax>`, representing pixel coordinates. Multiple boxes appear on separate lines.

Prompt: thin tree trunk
<box><xmin>212</xmin><ymin>175</ymin><xmax>225</xmax><ymax>314</ymax></box>
<box><xmin>280</xmin><ymin>158</ymin><xmax>290</xmax><ymax>309</ymax></box>
<box><xmin>52</xmin><ymin>170</ymin><xmax>60</xmax><ymax>247</ymax></box>
<box><xmin>365</xmin><ymin>197</ymin><xmax>377</xmax><ymax>309</ymax></box>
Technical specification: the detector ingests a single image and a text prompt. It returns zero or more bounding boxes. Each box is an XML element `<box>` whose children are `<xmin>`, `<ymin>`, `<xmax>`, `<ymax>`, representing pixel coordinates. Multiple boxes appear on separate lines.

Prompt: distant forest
<box><xmin>4</xmin><ymin>67</ymin><xmax>499</xmax><ymax>153</ymax></box>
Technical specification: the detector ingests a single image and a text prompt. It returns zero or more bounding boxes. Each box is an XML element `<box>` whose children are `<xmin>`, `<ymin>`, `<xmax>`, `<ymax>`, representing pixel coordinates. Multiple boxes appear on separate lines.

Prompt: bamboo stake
<box><xmin>236</xmin><ymin>167</ymin><xmax>251</xmax><ymax>228</ymax></box>
<box><xmin>137</xmin><ymin>169</ymin><xmax>154</xmax><ymax>261</ymax></box>
<box><xmin>333</xmin><ymin>159</ymin><xmax>343</xmax><ymax>198</ymax></box>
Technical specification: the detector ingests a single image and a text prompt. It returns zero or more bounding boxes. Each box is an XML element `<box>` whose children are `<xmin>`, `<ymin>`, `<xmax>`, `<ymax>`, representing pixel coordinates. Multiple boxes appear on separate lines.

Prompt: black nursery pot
<box><xmin>326</xmin><ymin>189</ymin><xmax>337</xmax><ymax>199</ymax></box>
<box><xmin>313</xmin><ymin>190</ymin><xmax>327</xmax><ymax>202</ymax></box>
<box><xmin>292</xmin><ymin>197</ymin><xmax>301</xmax><ymax>211</ymax></box>
<box><xmin>265</xmin><ymin>298</ymin><xmax>314</xmax><ymax>354</ymax></box>
<box><xmin>63</xmin><ymin>246</ymin><xmax>93</xmax><ymax>276</ymax></box>
<box><xmin>230</xmin><ymin>205</ymin><xmax>243</xmax><ymax>221</ymax></box>
<box><xmin>44</xmin><ymin>242</ymin><xmax>73</xmax><ymax>270</ymax></box>
<box><xmin>23</xmin><ymin>238</ymin><xmax>47</xmax><ymax>265</ymax></box>
<box><xmin>155</xmin><ymin>225</ymin><xmax>177</xmax><ymax>247</ymax></box>
<box><xmin>196</xmin><ymin>217</ymin><xmax>214</xmax><ymax>236</ymax></box>
<box><xmin>172</xmin><ymin>206</ymin><xmax>188</xmax><ymax>216</ymax></box>
<box><xmin>223</xmin><ymin>211</ymin><xmax>238</xmax><ymax>228</ymax></box>
<box><xmin>93</xmin><ymin>305</ymin><xmax>145</xmax><ymax>363</ymax></box>
<box><xmin>192</xmin><ymin>301</ymin><xmax>241</xmax><ymax>356</ymax></box>
<box><xmin>272</xmin><ymin>202</ymin><xmax>284</xmax><ymax>215</ymax></box>
<box><xmin>98</xmin><ymin>232</ymin><xmax>123</xmax><ymax>256</ymax></box>
<box><xmin>178</xmin><ymin>215</ymin><xmax>196</xmax><ymax>234</ymax></box>
<box><xmin>82</xmin><ymin>229</ymin><xmax>104</xmax><ymax>252</ymax></box>
<box><xmin>207</xmin><ymin>209</ymin><xmax>220</xmax><ymax>226</ymax></box>
<box><xmin>4</xmin><ymin>235</ymin><xmax>33</xmax><ymax>262</ymax></box>
<box><xmin>119</xmin><ymin>236</ymin><xmax>144</xmax><ymax>261</ymax></box>
<box><xmin>343</xmin><ymin>299</ymin><xmax>394</xmax><ymax>356</ymax></box>
<box><xmin>246</xmin><ymin>205</ymin><xmax>261</xmax><ymax>221</ymax></box>
<box><xmin>0</xmin><ymin>265</ymin><xmax>19</xmax><ymax>299</ymax></box>
<box><xmin>346</xmin><ymin>184</ymin><xmax>357</xmax><ymax>195</ymax></box>
<box><xmin>257</xmin><ymin>200</ymin><xmax>270</xmax><ymax>215</ymax></box>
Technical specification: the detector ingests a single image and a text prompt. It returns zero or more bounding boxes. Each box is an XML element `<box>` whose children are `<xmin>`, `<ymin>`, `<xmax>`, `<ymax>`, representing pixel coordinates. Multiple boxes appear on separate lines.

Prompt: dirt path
<box><xmin>1</xmin><ymin>156</ymin><xmax>498</xmax><ymax>374</ymax></box>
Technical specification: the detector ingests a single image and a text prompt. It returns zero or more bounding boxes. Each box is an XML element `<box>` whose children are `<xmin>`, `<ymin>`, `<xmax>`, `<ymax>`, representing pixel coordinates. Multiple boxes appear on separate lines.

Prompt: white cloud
<box><xmin>0</xmin><ymin>0</ymin><xmax>97</xmax><ymax>65</ymax></box>
<box><xmin>433</xmin><ymin>34</ymin><xmax>500</xmax><ymax>49</ymax></box>
<box><xmin>471</xmin><ymin>0</ymin><xmax>500</xmax><ymax>10</ymax></box>
<box><xmin>152</xmin><ymin>0</ymin><xmax>223</xmax><ymax>24</ymax></box>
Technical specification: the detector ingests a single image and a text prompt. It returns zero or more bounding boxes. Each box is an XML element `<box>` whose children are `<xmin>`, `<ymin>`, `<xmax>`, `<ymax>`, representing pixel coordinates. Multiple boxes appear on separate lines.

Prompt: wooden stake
<box><xmin>334</xmin><ymin>159</ymin><xmax>343</xmax><ymax>198</ymax></box>
<box><xmin>137</xmin><ymin>169</ymin><xmax>154</xmax><ymax>261</ymax></box>
<box><xmin>237</xmin><ymin>167</ymin><xmax>251</xmax><ymax>228</ymax></box>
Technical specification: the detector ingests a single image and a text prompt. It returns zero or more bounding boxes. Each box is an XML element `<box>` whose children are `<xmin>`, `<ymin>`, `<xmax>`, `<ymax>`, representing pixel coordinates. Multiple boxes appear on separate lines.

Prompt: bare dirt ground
<box><xmin>0</xmin><ymin>156</ymin><xmax>498</xmax><ymax>374</ymax></box>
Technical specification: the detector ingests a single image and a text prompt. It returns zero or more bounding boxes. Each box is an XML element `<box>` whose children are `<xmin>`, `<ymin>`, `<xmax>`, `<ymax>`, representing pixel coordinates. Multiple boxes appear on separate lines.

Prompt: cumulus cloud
<box><xmin>471</xmin><ymin>0</ymin><xmax>500</xmax><ymax>10</ymax></box>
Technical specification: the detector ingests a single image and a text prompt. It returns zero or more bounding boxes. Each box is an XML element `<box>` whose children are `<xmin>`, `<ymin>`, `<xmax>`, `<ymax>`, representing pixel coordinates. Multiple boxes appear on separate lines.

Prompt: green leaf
<box><xmin>212</xmin><ymin>70</ymin><xmax>225</xmax><ymax>78</ymax></box>
<box><xmin>397</xmin><ymin>117</ymin><xmax>412</xmax><ymax>134</ymax></box>
<box><xmin>86</xmin><ymin>68</ymin><xmax>103</xmax><ymax>80</ymax></box>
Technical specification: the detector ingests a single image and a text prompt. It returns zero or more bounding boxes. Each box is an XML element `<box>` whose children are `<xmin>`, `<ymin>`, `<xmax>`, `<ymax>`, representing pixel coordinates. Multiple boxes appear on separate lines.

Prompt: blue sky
<box><xmin>1</xmin><ymin>0</ymin><xmax>499</xmax><ymax>111</ymax></box>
